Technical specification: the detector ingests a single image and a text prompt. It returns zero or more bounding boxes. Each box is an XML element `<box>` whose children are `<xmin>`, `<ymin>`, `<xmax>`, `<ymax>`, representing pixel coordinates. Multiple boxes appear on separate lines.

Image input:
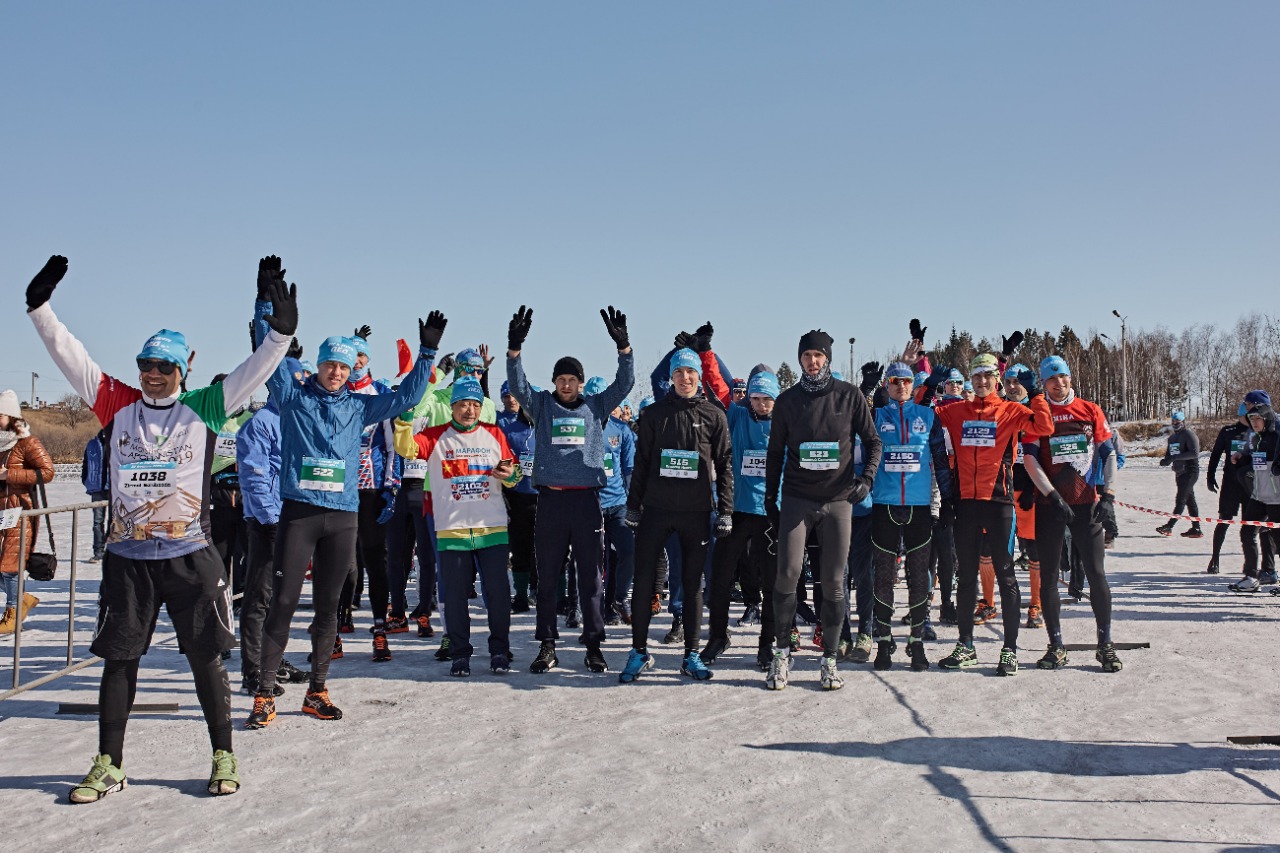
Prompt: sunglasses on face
<box><xmin>460</xmin><ymin>364</ymin><xmax>486</xmax><ymax>375</ymax></box>
<box><xmin>887</xmin><ymin>377</ymin><xmax>913</xmax><ymax>386</ymax></box>
<box><xmin>137</xmin><ymin>359</ymin><xmax>178</xmax><ymax>375</ymax></box>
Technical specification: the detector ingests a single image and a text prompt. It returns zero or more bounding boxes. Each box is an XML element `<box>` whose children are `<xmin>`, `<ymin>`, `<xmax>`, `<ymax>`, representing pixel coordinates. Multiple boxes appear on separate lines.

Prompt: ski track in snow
<box><xmin>2</xmin><ymin>469</ymin><xmax>1279</xmax><ymax>852</ymax></box>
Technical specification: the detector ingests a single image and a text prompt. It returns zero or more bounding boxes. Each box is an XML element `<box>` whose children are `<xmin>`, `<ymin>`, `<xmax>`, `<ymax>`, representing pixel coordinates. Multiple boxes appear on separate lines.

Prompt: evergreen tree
<box><xmin>777</xmin><ymin>361</ymin><xmax>797</xmax><ymax>389</ymax></box>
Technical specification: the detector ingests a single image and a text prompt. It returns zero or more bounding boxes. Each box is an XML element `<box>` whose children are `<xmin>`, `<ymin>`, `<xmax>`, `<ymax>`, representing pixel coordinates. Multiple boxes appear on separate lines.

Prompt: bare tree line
<box><xmin>898</xmin><ymin>312</ymin><xmax>1280</xmax><ymax>421</ymax></box>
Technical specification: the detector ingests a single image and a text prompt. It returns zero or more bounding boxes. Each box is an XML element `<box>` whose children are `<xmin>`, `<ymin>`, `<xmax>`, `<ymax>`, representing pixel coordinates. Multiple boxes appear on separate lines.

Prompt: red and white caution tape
<box><xmin>1114</xmin><ymin>500</ymin><xmax>1280</xmax><ymax>529</ymax></box>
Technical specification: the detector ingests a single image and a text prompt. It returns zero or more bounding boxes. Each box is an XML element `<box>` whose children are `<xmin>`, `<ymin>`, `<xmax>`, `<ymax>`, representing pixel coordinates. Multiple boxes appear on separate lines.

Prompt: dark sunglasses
<box><xmin>460</xmin><ymin>364</ymin><xmax>486</xmax><ymax>374</ymax></box>
<box><xmin>887</xmin><ymin>377</ymin><xmax>913</xmax><ymax>385</ymax></box>
<box><xmin>137</xmin><ymin>359</ymin><xmax>178</xmax><ymax>375</ymax></box>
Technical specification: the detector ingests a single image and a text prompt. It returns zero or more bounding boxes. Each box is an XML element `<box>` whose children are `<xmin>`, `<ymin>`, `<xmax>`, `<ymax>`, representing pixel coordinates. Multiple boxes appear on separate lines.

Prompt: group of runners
<box><xmin>20</xmin><ymin>252</ymin><xmax>1280</xmax><ymax>804</ymax></box>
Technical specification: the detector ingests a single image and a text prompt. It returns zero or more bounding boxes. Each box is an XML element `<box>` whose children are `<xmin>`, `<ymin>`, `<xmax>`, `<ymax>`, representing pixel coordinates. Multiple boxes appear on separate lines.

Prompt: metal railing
<box><xmin>2</xmin><ymin>500</ymin><xmax>108</xmax><ymax>700</ymax></box>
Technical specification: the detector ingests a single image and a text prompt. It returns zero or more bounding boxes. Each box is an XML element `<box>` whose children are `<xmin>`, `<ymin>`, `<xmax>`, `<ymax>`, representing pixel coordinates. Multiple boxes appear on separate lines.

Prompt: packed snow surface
<box><xmin>2</xmin><ymin>467</ymin><xmax>1278</xmax><ymax>851</ymax></box>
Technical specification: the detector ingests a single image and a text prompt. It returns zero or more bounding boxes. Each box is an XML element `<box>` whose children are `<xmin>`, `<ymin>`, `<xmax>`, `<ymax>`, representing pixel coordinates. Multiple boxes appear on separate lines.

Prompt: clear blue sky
<box><xmin>5</xmin><ymin>2</ymin><xmax>1277</xmax><ymax>404</ymax></box>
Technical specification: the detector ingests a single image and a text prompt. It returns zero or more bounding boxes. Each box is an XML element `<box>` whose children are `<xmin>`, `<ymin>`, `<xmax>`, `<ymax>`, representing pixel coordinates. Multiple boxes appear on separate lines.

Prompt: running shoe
<box><xmin>938</xmin><ymin>642</ymin><xmax>979</xmax><ymax>670</ymax></box>
<box><xmin>819</xmin><ymin>656</ymin><xmax>844</xmax><ymax>691</ymax></box>
<box><xmin>372</xmin><ymin>631</ymin><xmax>392</xmax><ymax>662</ymax></box>
<box><xmin>849</xmin><ymin>633</ymin><xmax>874</xmax><ymax>663</ymax></box>
<box><xmin>1095</xmin><ymin>643</ymin><xmax>1123</xmax><ymax>673</ymax></box>
<box><xmin>585</xmin><ymin>646</ymin><xmax>608</xmax><ymax>673</ymax></box>
<box><xmin>1180</xmin><ymin>527</ymin><xmax>1204</xmax><ymax>539</ymax></box>
<box><xmin>1230</xmin><ymin>576</ymin><xmax>1261</xmax><ymax>593</ymax></box>
<box><xmin>301</xmin><ymin>689</ymin><xmax>343</xmax><ymax>720</ymax></box>
<box><xmin>788</xmin><ymin>628</ymin><xmax>802</xmax><ymax>654</ymax></box>
<box><xmin>339</xmin><ymin>606</ymin><xmax>355</xmax><ymax>634</ymax></box>
<box><xmin>1025</xmin><ymin>604</ymin><xmax>1044</xmax><ymax>629</ymax></box>
<box><xmin>619</xmin><ymin>648</ymin><xmax>653</xmax><ymax>684</ymax></box>
<box><xmin>434</xmin><ymin>637</ymin><xmax>452</xmax><ymax>661</ymax></box>
<box><xmin>450</xmin><ymin>658</ymin><xmax>471</xmax><ymax>677</ymax></box>
<box><xmin>1155</xmin><ymin>523</ymin><xmax>1174</xmax><ymax>537</ymax></box>
<box><xmin>939</xmin><ymin>601</ymin><xmax>958</xmax><ymax>625</ymax></box>
<box><xmin>973</xmin><ymin>599</ymin><xmax>997</xmax><ymax>625</ymax></box>
<box><xmin>662</xmin><ymin>616</ymin><xmax>685</xmax><ymax>646</ymax></box>
<box><xmin>490</xmin><ymin>653</ymin><xmax>511</xmax><ymax>674</ymax></box>
<box><xmin>765</xmin><ymin>650</ymin><xmax>790</xmax><ymax>690</ymax></box>
<box><xmin>1036</xmin><ymin>645</ymin><xmax>1069</xmax><ymax>670</ymax></box>
<box><xmin>331</xmin><ymin>637</ymin><xmax>344</xmax><ymax>660</ymax></box>
<box><xmin>700</xmin><ymin>635</ymin><xmax>731</xmax><ymax>664</ymax></box>
<box><xmin>385</xmin><ymin>615</ymin><xmax>409</xmax><ymax>634</ymax></box>
<box><xmin>996</xmin><ymin>647</ymin><xmax>1018</xmax><ymax>677</ymax></box>
<box><xmin>530</xmin><ymin>640</ymin><xmax>558</xmax><ymax>673</ymax></box>
<box><xmin>812</xmin><ymin>623</ymin><xmax>824</xmax><ymax>651</ymax></box>
<box><xmin>207</xmin><ymin>750</ymin><xmax>240</xmax><ymax>796</ymax></box>
<box><xmin>681</xmin><ymin>650</ymin><xmax>713</xmax><ymax>681</ymax></box>
<box><xmin>245</xmin><ymin>695</ymin><xmax>276</xmax><ymax>730</ymax></box>
<box><xmin>908</xmin><ymin>639</ymin><xmax>930</xmax><ymax>671</ymax></box>
<box><xmin>277</xmin><ymin>660</ymin><xmax>310</xmax><ymax>683</ymax></box>
<box><xmin>68</xmin><ymin>754</ymin><xmax>127</xmax><ymax>804</ymax></box>
<box><xmin>736</xmin><ymin>603</ymin><xmax>761</xmax><ymax>627</ymax></box>
<box><xmin>873</xmin><ymin>640</ymin><xmax>895</xmax><ymax>671</ymax></box>
<box><xmin>417</xmin><ymin>614</ymin><xmax>435</xmax><ymax>638</ymax></box>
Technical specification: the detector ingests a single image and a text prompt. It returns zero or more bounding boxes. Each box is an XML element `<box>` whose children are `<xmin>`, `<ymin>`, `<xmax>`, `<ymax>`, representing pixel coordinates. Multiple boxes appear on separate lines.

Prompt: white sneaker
<box><xmin>1230</xmin><ymin>575</ymin><xmax>1261</xmax><ymax>593</ymax></box>
<box><xmin>765</xmin><ymin>650</ymin><xmax>790</xmax><ymax>691</ymax></box>
<box><xmin>820</xmin><ymin>656</ymin><xmax>844</xmax><ymax>691</ymax></box>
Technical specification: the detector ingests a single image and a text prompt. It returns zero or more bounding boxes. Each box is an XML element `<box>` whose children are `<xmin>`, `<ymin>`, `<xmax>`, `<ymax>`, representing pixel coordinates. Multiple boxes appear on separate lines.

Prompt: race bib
<box><xmin>519</xmin><ymin>453</ymin><xmax>535</xmax><ymax>477</ymax></box>
<box><xmin>604</xmin><ymin>452</ymin><xmax>616</xmax><ymax>477</ymax></box>
<box><xmin>660</xmin><ymin>449</ymin><xmax>699</xmax><ymax>479</ymax></box>
<box><xmin>0</xmin><ymin>508</ymin><xmax>21</xmax><ymax>530</ymax></box>
<box><xmin>1231</xmin><ymin>439</ymin><xmax>1248</xmax><ymax>455</ymax></box>
<box><xmin>300</xmin><ymin>456</ymin><xmax>345</xmax><ymax>492</ymax></box>
<box><xmin>1169</xmin><ymin>442</ymin><xmax>1181</xmax><ymax>456</ymax></box>
<box><xmin>961</xmin><ymin>420</ymin><xmax>997</xmax><ymax>448</ymax></box>
<box><xmin>740</xmin><ymin>451</ymin><xmax>766</xmax><ymax>478</ymax></box>
<box><xmin>799</xmin><ymin>441</ymin><xmax>839</xmax><ymax>470</ymax></box>
<box><xmin>551</xmin><ymin>417</ymin><xmax>586</xmax><ymax>446</ymax></box>
<box><xmin>884</xmin><ymin>444</ymin><xmax>922</xmax><ymax>473</ymax></box>
<box><xmin>1253</xmin><ymin>452</ymin><xmax>1268</xmax><ymax>472</ymax></box>
<box><xmin>119</xmin><ymin>460</ymin><xmax>178</xmax><ymax>499</ymax></box>
<box><xmin>214</xmin><ymin>431</ymin><xmax>237</xmax><ymax>460</ymax></box>
<box><xmin>402</xmin><ymin>458</ymin><xmax>429</xmax><ymax>478</ymax></box>
<box><xmin>1049</xmin><ymin>434</ymin><xmax>1089</xmax><ymax>465</ymax></box>
<box><xmin>1014</xmin><ymin>441</ymin><xmax>1025</xmax><ymax>464</ymax></box>
<box><xmin>449</xmin><ymin>474</ymin><xmax>490</xmax><ymax>502</ymax></box>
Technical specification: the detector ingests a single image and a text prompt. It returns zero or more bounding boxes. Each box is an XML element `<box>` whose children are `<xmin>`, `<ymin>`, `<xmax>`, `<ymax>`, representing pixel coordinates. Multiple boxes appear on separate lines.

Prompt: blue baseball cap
<box><xmin>451</xmin><ymin>376</ymin><xmax>485</xmax><ymax>405</ymax></box>
<box><xmin>318</xmin><ymin>336</ymin><xmax>358</xmax><ymax>369</ymax></box>
<box><xmin>885</xmin><ymin>362</ymin><xmax>913</xmax><ymax>381</ymax></box>
<box><xmin>831</xmin><ymin>370</ymin><xmax>844</xmax><ymax>382</ymax></box>
<box><xmin>963</xmin><ymin>381</ymin><xmax>973</xmax><ymax>393</ymax></box>
<box><xmin>584</xmin><ymin>376</ymin><xmax>608</xmax><ymax>395</ymax></box>
<box><xmin>1040</xmin><ymin>355</ymin><xmax>1070</xmax><ymax>381</ymax></box>
<box><xmin>748</xmin><ymin>372</ymin><xmax>780</xmax><ymax>400</ymax></box>
<box><xmin>137</xmin><ymin>329</ymin><xmax>190</xmax><ymax>378</ymax></box>
<box><xmin>670</xmin><ymin>348</ymin><xmax>701</xmax><ymax>379</ymax></box>
<box><xmin>946</xmin><ymin>368</ymin><xmax>965</xmax><ymax>384</ymax></box>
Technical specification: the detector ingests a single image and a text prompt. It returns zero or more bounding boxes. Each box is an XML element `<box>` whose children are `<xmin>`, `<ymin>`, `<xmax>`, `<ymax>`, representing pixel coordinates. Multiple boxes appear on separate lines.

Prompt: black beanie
<box><xmin>797</xmin><ymin>330</ymin><xmax>834</xmax><ymax>362</ymax></box>
<box><xmin>553</xmin><ymin>356</ymin><xmax>584</xmax><ymax>382</ymax></box>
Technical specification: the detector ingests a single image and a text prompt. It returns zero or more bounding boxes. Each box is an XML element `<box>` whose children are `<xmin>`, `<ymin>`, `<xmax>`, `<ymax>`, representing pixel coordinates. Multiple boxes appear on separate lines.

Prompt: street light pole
<box><xmin>1112</xmin><ymin>310</ymin><xmax>1128</xmax><ymax>420</ymax></box>
<box><xmin>848</xmin><ymin>337</ymin><xmax>856</xmax><ymax>381</ymax></box>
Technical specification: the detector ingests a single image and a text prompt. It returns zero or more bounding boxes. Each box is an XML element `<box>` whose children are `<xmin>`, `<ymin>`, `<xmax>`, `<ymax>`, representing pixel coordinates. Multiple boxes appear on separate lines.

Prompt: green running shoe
<box><xmin>938</xmin><ymin>642</ymin><xmax>979</xmax><ymax>670</ymax></box>
<box><xmin>69</xmin><ymin>754</ymin><xmax>127</xmax><ymax>804</ymax></box>
<box><xmin>996</xmin><ymin>647</ymin><xmax>1019</xmax><ymax>677</ymax></box>
<box><xmin>208</xmin><ymin>749</ymin><xmax>240</xmax><ymax>796</ymax></box>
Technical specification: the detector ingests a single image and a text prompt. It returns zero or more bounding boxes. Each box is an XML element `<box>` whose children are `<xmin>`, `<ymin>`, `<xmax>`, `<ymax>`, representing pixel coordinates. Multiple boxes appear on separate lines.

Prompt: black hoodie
<box><xmin>628</xmin><ymin>390</ymin><xmax>733</xmax><ymax>517</ymax></box>
<box><xmin>766</xmin><ymin>377</ymin><xmax>881</xmax><ymax>506</ymax></box>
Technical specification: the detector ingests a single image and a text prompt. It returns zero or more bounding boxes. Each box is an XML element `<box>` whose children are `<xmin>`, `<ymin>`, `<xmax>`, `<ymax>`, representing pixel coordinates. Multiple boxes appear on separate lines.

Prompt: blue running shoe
<box><xmin>681</xmin><ymin>649</ymin><xmax>713</xmax><ymax>681</ymax></box>
<box><xmin>619</xmin><ymin>648</ymin><xmax>653</xmax><ymax>684</ymax></box>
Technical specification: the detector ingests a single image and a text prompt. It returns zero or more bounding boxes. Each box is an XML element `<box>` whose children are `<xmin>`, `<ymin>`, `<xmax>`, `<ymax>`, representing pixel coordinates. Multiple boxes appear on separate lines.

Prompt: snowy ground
<box><xmin>3</xmin><ymin>468</ymin><xmax>1279</xmax><ymax>852</ymax></box>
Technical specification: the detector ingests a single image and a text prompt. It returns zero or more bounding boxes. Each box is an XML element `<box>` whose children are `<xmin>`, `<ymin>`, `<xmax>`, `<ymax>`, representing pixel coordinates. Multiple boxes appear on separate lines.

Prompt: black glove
<box><xmin>673</xmin><ymin>331</ymin><xmax>695</xmax><ymax>350</ymax></box>
<box><xmin>1017</xmin><ymin>488</ymin><xmax>1035</xmax><ymax>512</ymax></box>
<box><xmin>262</xmin><ymin>279</ymin><xmax>298</xmax><ymax>337</ymax></box>
<box><xmin>1207</xmin><ymin>473</ymin><xmax>1218</xmax><ymax>494</ymax></box>
<box><xmin>909</xmin><ymin>318</ymin><xmax>927</xmax><ymax>343</ymax></box>
<box><xmin>419</xmin><ymin>310</ymin><xmax>448</xmax><ymax>350</ymax></box>
<box><xmin>849</xmin><ymin>477</ymin><xmax>871</xmax><ymax>504</ymax></box>
<box><xmin>714</xmin><ymin>514</ymin><xmax>732</xmax><ymax>538</ymax></box>
<box><xmin>1159</xmin><ymin>457</ymin><xmax>1172</xmax><ymax>467</ymax></box>
<box><xmin>1002</xmin><ymin>330</ymin><xmax>1024</xmax><ymax>358</ymax></box>
<box><xmin>287</xmin><ymin>337</ymin><xmax>304</xmax><ymax>360</ymax></box>
<box><xmin>766</xmin><ymin>501</ymin><xmax>781</xmax><ymax>539</ymax></box>
<box><xmin>353</xmin><ymin>324</ymin><xmax>372</xmax><ymax>341</ymax></box>
<box><xmin>624</xmin><ymin>508</ymin><xmax>642</xmax><ymax>530</ymax></box>
<box><xmin>1014</xmin><ymin>365</ymin><xmax>1042</xmax><ymax>398</ymax></box>
<box><xmin>1048</xmin><ymin>490</ymin><xmax>1075</xmax><ymax>523</ymax></box>
<box><xmin>859</xmin><ymin>361</ymin><xmax>884</xmax><ymax>395</ymax></box>
<box><xmin>939</xmin><ymin>498</ymin><xmax>956</xmax><ymax>525</ymax></box>
<box><xmin>1092</xmin><ymin>491</ymin><xmax>1117</xmax><ymax>532</ymax></box>
<box><xmin>926</xmin><ymin>363</ymin><xmax>950</xmax><ymax>389</ymax></box>
<box><xmin>508</xmin><ymin>305</ymin><xmax>533</xmax><ymax>351</ymax></box>
<box><xmin>437</xmin><ymin>352</ymin><xmax>456</xmax><ymax>376</ymax></box>
<box><xmin>601</xmin><ymin>305</ymin><xmax>630</xmax><ymax>350</ymax></box>
<box><xmin>26</xmin><ymin>254</ymin><xmax>68</xmax><ymax>311</ymax></box>
<box><xmin>257</xmin><ymin>255</ymin><xmax>282</xmax><ymax>301</ymax></box>
<box><xmin>692</xmin><ymin>321</ymin><xmax>714</xmax><ymax>354</ymax></box>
